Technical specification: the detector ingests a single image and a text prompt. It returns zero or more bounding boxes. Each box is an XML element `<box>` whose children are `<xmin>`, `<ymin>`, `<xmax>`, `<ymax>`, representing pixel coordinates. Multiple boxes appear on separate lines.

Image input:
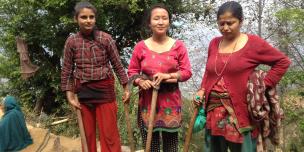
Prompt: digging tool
<box><xmin>75</xmin><ymin>95</ymin><xmax>89</xmax><ymax>152</ymax></box>
<box><xmin>183</xmin><ymin>92</ymin><xmax>205</xmax><ymax>152</ymax></box>
<box><xmin>124</xmin><ymin>101</ymin><xmax>136</xmax><ymax>152</ymax></box>
<box><xmin>183</xmin><ymin>107</ymin><xmax>198</xmax><ymax>152</ymax></box>
<box><xmin>145</xmin><ymin>85</ymin><xmax>159</xmax><ymax>152</ymax></box>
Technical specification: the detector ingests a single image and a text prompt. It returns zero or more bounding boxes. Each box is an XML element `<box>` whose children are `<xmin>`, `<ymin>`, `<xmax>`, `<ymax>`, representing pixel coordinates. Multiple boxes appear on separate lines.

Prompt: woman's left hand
<box><xmin>122</xmin><ymin>84</ymin><xmax>131</xmax><ymax>103</ymax></box>
<box><xmin>153</xmin><ymin>72</ymin><xmax>171</xmax><ymax>86</ymax></box>
<box><xmin>122</xmin><ymin>90</ymin><xmax>130</xmax><ymax>103</ymax></box>
<box><xmin>193</xmin><ymin>89</ymin><xmax>205</xmax><ymax>107</ymax></box>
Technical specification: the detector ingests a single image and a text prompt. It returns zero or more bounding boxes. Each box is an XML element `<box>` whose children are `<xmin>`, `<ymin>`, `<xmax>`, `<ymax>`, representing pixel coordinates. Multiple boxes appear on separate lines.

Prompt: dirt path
<box><xmin>21</xmin><ymin>125</ymin><xmax>143</xmax><ymax>152</ymax></box>
<box><xmin>0</xmin><ymin>108</ymin><xmax>142</xmax><ymax>152</ymax></box>
<box><xmin>21</xmin><ymin>125</ymin><xmax>82</xmax><ymax>152</ymax></box>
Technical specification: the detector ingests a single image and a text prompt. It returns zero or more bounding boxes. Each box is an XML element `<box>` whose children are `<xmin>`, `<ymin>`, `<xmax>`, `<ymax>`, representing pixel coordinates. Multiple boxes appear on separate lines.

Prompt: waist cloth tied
<box><xmin>206</xmin><ymin>91</ymin><xmax>230</xmax><ymax>112</ymax></box>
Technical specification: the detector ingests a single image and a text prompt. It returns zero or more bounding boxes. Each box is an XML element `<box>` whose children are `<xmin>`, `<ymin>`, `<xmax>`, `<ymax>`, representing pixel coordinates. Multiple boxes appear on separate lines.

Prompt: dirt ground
<box><xmin>0</xmin><ymin>108</ymin><xmax>142</xmax><ymax>152</ymax></box>
<box><xmin>20</xmin><ymin>125</ymin><xmax>143</xmax><ymax>152</ymax></box>
<box><xmin>21</xmin><ymin>125</ymin><xmax>82</xmax><ymax>152</ymax></box>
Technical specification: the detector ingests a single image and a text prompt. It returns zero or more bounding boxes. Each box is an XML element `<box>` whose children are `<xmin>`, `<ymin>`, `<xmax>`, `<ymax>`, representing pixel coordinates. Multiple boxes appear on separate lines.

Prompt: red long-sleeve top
<box><xmin>201</xmin><ymin>34</ymin><xmax>291</xmax><ymax>128</ymax></box>
<box><xmin>61</xmin><ymin>31</ymin><xmax>128</xmax><ymax>92</ymax></box>
<box><xmin>128</xmin><ymin>40</ymin><xmax>192</xmax><ymax>131</ymax></box>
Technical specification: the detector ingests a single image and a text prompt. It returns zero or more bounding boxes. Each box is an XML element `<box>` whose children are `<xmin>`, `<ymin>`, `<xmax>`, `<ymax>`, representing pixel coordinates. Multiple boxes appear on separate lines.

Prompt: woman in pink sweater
<box><xmin>194</xmin><ymin>1</ymin><xmax>291</xmax><ymax>152</ymax></box>
<box><xmin>128</xmin><ymin>3</ymin><xmax>192</xmax><ymax>152</ymax></box>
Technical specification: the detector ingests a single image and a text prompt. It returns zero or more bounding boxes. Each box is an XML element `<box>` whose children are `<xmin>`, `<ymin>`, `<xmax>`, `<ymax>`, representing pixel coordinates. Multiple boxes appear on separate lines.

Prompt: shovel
<box><xmin>75</xmin><ymin>95</ymin><xmax>89</xmax><ymax>152</ymax></box>
<box><xmin>183</xmin><ymin>92</ymin><xmax>205</xmax><ymax>152</ymax></box>
<box><xmin>124</xmin><ymin>100</ymin><xmax>136</xmax><ymax>152</ymax></box>
<box><xmin>183</xmin><ymin>107</ymin><xmax>199</xmax><ymax>152</ymax></box>
<box><xmin>145</xmin><ymin>85</ymin><xmax>159</xmax><ymax>152</ymax></box>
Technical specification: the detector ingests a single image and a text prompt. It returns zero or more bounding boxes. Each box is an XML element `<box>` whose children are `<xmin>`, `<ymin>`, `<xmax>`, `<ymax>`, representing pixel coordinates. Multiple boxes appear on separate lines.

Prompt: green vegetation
<box><xmin>0</xmin><ymin>0</ymin><xmax>203</xmax><ymax>150</ymax></box>
<box><xmin>0</xmin><ymin>0</ymin><xmax>186</xmax><ymax>114</ymax></box>
<box><xmin>0</xmin><ymin>0</ymin><xmax>303</xmax><ymax>151</ymax></box>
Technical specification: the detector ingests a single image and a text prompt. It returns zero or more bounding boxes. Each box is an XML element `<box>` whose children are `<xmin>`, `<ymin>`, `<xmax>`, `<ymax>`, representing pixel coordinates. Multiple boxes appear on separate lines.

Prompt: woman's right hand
<box><xmin>138</xmin><ymin>79</ymin><xmax>154</xmax><ymax>90</ymax></box>
<box><xmin>66</xmin><ymin>91</ymin><xmax>81</xmax><ymax>109</ymax></box>
<box><xmin>193</xmin><ymin>89</ymin><xmax>205</xmax><ymax>106</ymax></box>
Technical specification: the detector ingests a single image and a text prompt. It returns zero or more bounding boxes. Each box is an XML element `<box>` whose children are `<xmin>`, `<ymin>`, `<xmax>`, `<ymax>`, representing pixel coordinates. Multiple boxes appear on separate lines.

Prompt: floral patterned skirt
<box><xmin>206</xmin><ymin>93</ymin><xmax>245</xmax><ymax>143</ymax></box>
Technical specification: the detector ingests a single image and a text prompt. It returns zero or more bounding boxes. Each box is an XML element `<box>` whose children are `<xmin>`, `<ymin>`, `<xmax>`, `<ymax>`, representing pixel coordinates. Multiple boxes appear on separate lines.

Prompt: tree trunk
<box><xmin>258</xmin><ymin>0</ymin><xmax>264</xmax><ymax>37</ymax></box>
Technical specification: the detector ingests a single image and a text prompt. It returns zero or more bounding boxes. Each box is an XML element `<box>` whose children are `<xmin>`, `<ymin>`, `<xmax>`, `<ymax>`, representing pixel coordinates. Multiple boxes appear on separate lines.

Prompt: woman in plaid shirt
<box><xmin>60</xmin><ymin>2</ymin><xmax>129</xmax><ymax>152</ymax></box>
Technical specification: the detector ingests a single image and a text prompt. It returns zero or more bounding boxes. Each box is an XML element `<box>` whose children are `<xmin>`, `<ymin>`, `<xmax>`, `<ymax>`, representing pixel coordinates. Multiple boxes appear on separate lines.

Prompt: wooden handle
<box><xmin>145</xmin><ymin>88</ymin><xmax>159</xmax><ymax>152</ymax></box>
<box><xmin>76</xmin><ymin>108</ymin><xmax>89</xmax><ymax>152</ymax></box>
<box><xmin>124</xmin><ymin>102</ymin><xmax>136</xmax><ymax>152</ymax></box>
<box><xmin>183</xmin><ymin>107</ymin><xmax>199</xmax><ymax>152</ymax></box>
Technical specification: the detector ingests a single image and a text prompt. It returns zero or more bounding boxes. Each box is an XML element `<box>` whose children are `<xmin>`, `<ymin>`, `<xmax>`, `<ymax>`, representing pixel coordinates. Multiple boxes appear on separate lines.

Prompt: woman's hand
<box><xmin>193</xmin><ymin>89</ymin><xmax>205</xmax><ymax>107</ymax></box>
<box><xmin>66</xmin><ymin>91</ymin><xmax>81</xmax><ymax>109</ymax></box>
<box><xmin>153</xmin><ymin>72</ymin><xmax>171</xmax><ymax>86</ymax></box>
<box><xmin>122</xmin><ymin>90</ymin><xmax>130</xmax><ymax>104</ymax></box>
<box><xmin>138</xmin><ymin>79</ymin><xmax>155</xmax><ymax>90</ymax></box>
<box><xmin>122</xmin><ymin>84</ymin><xmax>131</xmax><ymax>104</ymax></box>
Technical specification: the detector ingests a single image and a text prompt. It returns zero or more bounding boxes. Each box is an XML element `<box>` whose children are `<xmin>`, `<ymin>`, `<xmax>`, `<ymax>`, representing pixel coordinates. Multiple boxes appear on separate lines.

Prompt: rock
<box><xmin>52</xmin><ymin>137</ymin><xmax>63</xmax><ymax>152</ymax></box>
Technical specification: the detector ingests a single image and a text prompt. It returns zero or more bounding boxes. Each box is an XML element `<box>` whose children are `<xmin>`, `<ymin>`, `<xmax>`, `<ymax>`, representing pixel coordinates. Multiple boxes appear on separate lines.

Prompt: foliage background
<box><xmin>0</xmin><ymin>0</ymin><xmax>303</xmax><ymax>151</ymax></box>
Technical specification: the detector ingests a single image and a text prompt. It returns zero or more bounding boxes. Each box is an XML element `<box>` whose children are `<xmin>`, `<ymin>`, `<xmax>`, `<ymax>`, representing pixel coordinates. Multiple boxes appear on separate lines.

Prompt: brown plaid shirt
<box><xmin>61</xmin><ymin>31</ymin><xmax>128</xmax><ymax>91</ymax></box>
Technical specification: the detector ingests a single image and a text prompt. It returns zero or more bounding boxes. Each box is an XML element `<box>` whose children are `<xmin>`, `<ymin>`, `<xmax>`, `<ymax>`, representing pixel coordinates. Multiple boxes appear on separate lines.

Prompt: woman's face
<box><xmin>149</xmin><ymin>8</ymin><xmax>170</xmax><ymax>36</ymax></box>
<box><xmin>75</xmin><ymin>8</ymin><xmax>96</xmax><ymax>34</ymax></box>
<box><xmin>217</xmin><ymin>11</ymin><xmax>242</xmax><ymax>39</ymax></box>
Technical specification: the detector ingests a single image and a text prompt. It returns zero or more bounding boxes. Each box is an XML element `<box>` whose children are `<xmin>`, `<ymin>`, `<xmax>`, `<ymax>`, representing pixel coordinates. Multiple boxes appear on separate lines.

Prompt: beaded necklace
<box><xmin>214</xmin><ymin>36</ymin><xmax>240</xmax><ymax>76</ymax></box>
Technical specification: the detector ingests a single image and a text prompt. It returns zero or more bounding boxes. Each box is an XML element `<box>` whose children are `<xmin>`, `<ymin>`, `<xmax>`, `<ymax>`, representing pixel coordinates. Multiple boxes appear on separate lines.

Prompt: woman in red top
<box><xmin>194</xmin><ymin>1</ymin><xmax>290</xmax><ymax>152</ymax></box>
<box><xmin>128</xmin><ymin>3</ymin><xmax>192</xmax><ymax>152</ymax></box>
<box><xmin>61</xmin><ymin>2</ymin><xmax>129</xmax><ymax>152</ymax></box>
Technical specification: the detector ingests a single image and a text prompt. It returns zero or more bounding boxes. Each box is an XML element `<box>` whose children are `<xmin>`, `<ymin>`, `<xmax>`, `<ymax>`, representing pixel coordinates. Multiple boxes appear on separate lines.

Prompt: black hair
<box><xmin>217</xmin><ymin>1</ymin><xmax>243</xmax><ymax>21</ymax></box>
<box><xmin>145</xmin><ymin>3</ymin><xmax>172</xmax><ymax>25</ymax></box>
<box><xmin>74</xmin><ymin>1</ymin><xmax>97</xmax><ymax>18</ymax></box>
<box><xmin>74</xmin><ymin>1</ymin><xmax>98</xmax><ymax>40</ymax></box>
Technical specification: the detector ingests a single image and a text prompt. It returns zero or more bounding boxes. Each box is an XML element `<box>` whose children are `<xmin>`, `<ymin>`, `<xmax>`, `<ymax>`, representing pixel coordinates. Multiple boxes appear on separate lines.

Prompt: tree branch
<box><xmin>290</xmin><ymin>42</ymin><xmax>304</xmax><ymax>64</ymax></box>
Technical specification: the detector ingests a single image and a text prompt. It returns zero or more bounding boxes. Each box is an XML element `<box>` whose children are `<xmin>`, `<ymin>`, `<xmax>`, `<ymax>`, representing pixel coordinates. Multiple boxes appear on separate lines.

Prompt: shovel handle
<box><xmin>183</xmin><ymin>107</ymin><xmax>199</xmax><ymax>152</ymax></box>
<box><xmin>145</xmin><ymin>88</ymin><xmax>159</xmax><ymax>152</ymax></box>
<box><xmin>76</xmin><ymin>108</ymin><xmax>89</xmax><ymax>152</ymax></box>
<box><xmin>124</xmin><ymin>102</ymin><xmax>136</xmax><ymax>152</ymax></box>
